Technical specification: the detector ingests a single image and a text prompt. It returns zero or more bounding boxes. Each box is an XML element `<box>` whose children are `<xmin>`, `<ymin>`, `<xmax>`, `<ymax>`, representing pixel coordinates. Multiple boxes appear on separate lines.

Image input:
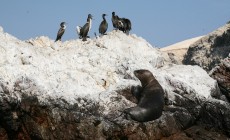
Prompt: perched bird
<box><xmin>80</xmin><ymin>14</ymin><xmax>93</xmax><ymax>41</ymax></box>
<box><xmin>112</xmin><ymin>12</ymin><xmax>132</xmax><ymax>34</ymax></box>
<box><xmin>55</xmin><ymin>22</ymin><xmax>66</xmax><ymax>42</ymax></box>
<box><xmin>119</xmin><ymin>18</ymin><xmax>132</xmax><ymax>34</ymax></box>
<box><xmin>99</xmin><ymin>14</ymin><xmax>108</xmax><ymax>35</ymax></box>
<box><xmin>112</xmin><ymin>12</ymin><xmax>120</xmax><ymax>30</ymax></box>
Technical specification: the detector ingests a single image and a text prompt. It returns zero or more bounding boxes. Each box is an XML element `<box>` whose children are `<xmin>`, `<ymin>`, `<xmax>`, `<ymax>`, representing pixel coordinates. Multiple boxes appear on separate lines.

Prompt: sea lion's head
<box><xmin>134</xmin><ymin>69</ymin><xmax>154</xmax><ymax>87</ymax></box>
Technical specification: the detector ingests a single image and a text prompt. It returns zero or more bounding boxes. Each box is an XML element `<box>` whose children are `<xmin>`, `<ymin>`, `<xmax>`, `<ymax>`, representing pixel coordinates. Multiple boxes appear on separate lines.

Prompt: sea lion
<box><xmin>124</xmin><ymin>69</ymin><xmax>164</xmax><ymax>122</ymax></box>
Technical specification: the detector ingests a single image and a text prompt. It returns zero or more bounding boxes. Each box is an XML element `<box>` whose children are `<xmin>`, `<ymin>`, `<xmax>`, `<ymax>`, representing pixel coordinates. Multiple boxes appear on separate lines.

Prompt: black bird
<box><xmin>80</xmin><ymin>14</ymin><xmax>93</xmax><ymax>41</ymax></box>
<box><xmin>55</xmin><ymin>22</ymin><xmax>66</xmax><ymax>42</ymax></box>
<box><xmin>99</xmin><ymin>14</ymin><xmax>108</xmax><ymax>35</ymax></box>
<box><xmin>111</xmin><ymin>12</ymin><xmax>131</xmax><ymax>34</ymax></box>
<box><xmin>119</xmin><ymin>18</ymin><xmax>132</xmax><ymax>34</ymax></box>
<box><xmin>112</xmin><ymin>12</ymin><xmax>120</xmax><ymax>30</ymax></box>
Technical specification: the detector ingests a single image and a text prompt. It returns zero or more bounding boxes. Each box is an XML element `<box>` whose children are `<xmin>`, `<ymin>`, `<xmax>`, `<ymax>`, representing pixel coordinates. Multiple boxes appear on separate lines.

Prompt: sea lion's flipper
<box><xmin>131</xmin><ymin>85</ymin><xmax>142</xmax><ymax>102</ymax></box>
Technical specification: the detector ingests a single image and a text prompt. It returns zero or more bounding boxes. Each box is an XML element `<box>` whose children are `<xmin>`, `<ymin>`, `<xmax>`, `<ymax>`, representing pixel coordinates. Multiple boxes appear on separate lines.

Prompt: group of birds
<box><xmin>55</xmin><ymin>12</ymin><xmax>132</xmax><ymax>42</ymax></box>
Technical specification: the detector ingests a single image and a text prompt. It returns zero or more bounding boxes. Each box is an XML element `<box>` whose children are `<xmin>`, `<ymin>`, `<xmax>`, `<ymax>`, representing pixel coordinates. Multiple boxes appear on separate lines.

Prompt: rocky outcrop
<box><xmin>210</xmin><ymin>55</ymin><xmax>230</xmax><ymax>102</ymax></box>
<box><xmin>0</xmin><ymin>26</ymin><xmax>230</xmax><ymax>139</ymax></box>
<box><xmin>1</xmin><ymin>70</ymin><xmax>229</xmax><ymax>140</ymax></box>
<box><xmin>183</xmin><ymin>23</ymin><xmax>230</xmax><ymax>71</ymax></box>
<box><xmin>161</xmin><ymin>36</ymin><xmax>203</xmax><ymax>64</ymax></box>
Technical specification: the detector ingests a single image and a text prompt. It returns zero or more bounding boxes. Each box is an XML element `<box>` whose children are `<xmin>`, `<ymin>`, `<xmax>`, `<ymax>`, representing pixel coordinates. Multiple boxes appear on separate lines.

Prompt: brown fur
<box><xmin>124</xmin><ymin>69</ymin><xmax>165</xmax><ymax>122</ymax></box>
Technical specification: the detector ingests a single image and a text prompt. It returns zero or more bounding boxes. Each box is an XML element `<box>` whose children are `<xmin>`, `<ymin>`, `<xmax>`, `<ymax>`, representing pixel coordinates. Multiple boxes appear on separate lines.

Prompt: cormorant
<box><xmin>55</xmin><ymin>22</ymin><xmax>66</xmax><ymax>42</ymax></box>
<box><xmin>99</xmin><ymin>14</ymin><xmax>108</xmax><ymax>35</ymax></box>
<box><xmin>112</xmin><ymin>12</ymin><xmax>120</xmax><ymax>30</ymax></box>
<box><xmin>80</xmin><ymin>14</ymin><xmax>93</xmax><ymax>41</ymax></box>
<box><xmin>111</xmin><ymin>12</ymin><xmax>132</xmax><ymax>34</ymax></box>
<box><xmin>119</xmin><ymin>18</ymin><xmax>132</xmax><ymax>34</ymax></box>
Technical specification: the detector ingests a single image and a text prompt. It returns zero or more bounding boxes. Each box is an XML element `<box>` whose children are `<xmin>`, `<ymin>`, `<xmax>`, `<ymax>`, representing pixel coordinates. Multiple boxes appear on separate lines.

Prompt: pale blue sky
<box><xmin>0</xmin><ymin>1</ymin><xmax>230</xmax><ymax>47</ymax></box>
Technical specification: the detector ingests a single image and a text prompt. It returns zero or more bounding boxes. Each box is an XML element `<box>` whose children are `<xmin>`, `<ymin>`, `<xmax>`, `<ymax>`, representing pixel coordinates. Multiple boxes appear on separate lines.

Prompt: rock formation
<box><xmin>183</xmin><ymin>23</ymin><xmax>230</xmax><ymax>71</ymax></box>
<box><xmin>177</xmin><ymin>21</ymin><xmax>230</xmax><ymax>112</ymax></box>
<box><xmin>0</xmin><ymin>26</ymin><xmax>229</xmax><ymax>139</ymax></box>
<box><xmin>161</xmin><ymin>36</ymin><xmax>203</xmax><ymax>64</ymax></box>
<box><xmin>210</xmin><ymin>55</ymin><xmax>230</xmax><ymax>102</ymax></box>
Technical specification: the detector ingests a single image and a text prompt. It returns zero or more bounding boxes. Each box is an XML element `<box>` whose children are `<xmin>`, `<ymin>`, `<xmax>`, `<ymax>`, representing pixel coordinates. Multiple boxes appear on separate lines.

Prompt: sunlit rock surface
<box><xmin>183</xmin><ymin>23</ymin><xmax>230</xmax><ymax>71</ymax></box>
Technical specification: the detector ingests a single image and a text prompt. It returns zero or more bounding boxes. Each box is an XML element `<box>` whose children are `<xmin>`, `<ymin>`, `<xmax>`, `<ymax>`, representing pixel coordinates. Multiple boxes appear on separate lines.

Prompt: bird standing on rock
<box><xmin>112</xmin><ymin>12</ymin><xmax>120</xmax><ymax>30</ymax></box>
<box><xmin>119</xmin><ymin>18</ymin><xmax>132</xmax><ymax>34</ymax></box>
<box><xmin>55</xmin><ymin>22</ymin><xmax>66</xmax><ymax>42</ymax></box>
<box><xmin>111</xmin><ymin>12</ymin><xmax>132</xmax><ymax>34</ymax></box>
<box><xmin>80</xmin><ymin>14</ymin><xmax>93</xmax><ymax>41</ymax></box>
<box><xmin>99</xmin><ymin>14</ymin><xmax>108</xmax><ymax>35</ymax></box>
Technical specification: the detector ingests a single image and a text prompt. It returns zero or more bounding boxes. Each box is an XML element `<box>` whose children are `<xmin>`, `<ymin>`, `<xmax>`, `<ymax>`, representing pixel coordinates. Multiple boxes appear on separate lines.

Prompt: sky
<box><xmin>0</xmin><ymin>1</ymin><xmax>230</xmax><ymax>47</ymax></box>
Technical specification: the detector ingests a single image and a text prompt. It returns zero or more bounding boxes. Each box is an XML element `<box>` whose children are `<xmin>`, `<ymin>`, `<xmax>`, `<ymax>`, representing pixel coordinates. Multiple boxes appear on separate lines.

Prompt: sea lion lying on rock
<box><xmin>124</xmin><ymin>69</ymin><xmax>165</xmax><ymax>122</ymax></box>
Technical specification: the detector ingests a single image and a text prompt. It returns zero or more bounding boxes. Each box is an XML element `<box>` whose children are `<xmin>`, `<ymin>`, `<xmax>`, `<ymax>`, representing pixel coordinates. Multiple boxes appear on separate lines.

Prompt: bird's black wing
<box><xmin>99</xmin><ymin>20</ymin><xmax>108</xmax><ymax>34</ymax></box>
<box><xmin>112</xmin><ymin>15</ymin><xmax>120</xmax><ymax>29</ymax></box>
<box><xmin>55</xmin><ymin>28</ymin><xmax>65</xmax><ymax>41</ymax></box>
<box><xmin>125</xmin><ymin>18</ymin><xmax>132</xmax><ymax>31</ymax></box>
<box><xmin>112</xmin><ymin>16</ymin><xmax>116</xmax><ymax>28</ymax></box>
<box><xmin>81</xmin><ymin>23</ymin><xmax>90</xmax><ymax>37</ymax></box>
